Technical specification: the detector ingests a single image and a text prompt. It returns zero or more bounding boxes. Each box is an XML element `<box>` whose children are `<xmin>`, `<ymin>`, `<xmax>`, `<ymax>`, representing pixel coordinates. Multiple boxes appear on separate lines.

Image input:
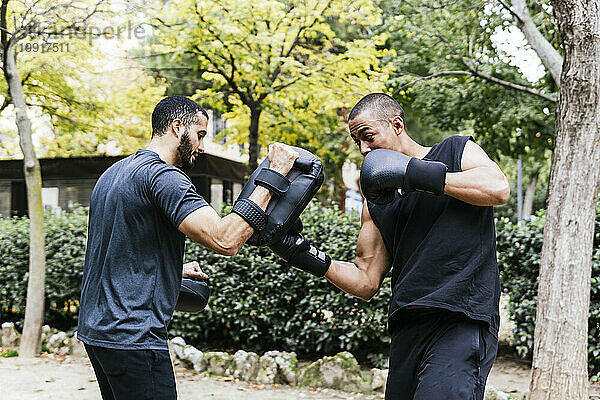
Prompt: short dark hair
<box><xmin>151</xmin><ymin>96</ymin><xmax>209</xmax><ymax>137</ymax></box>
<box><xmin>348</xmin><ymin>93</ymin><xmax>404</xmax><ymax>122</ymax></box>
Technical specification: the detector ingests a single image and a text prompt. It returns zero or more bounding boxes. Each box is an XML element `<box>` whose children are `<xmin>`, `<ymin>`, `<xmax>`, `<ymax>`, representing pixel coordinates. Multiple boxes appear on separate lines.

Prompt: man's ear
<box><xmin>391</xmin><ymin>116</ymin><xmax>405</xmax><ymax>136</ymax></box>
<box><xmin>170</xmin><ymin>119</ymin><xmax>183</xmax><ymax>138</ymax></box>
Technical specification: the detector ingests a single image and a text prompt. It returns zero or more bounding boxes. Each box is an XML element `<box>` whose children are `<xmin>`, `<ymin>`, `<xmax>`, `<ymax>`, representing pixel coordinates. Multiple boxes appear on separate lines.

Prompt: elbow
<box><xmin>214</xmin><ymin>239</ymin><xmax>241</xmax><ymax>257</ymax></box>
<box><xmin>357</xmin><ymin>282</ymin><xmax>379</xmax><ymax>302</ymax></box>
<box><xmin>494</xmin><ymin>180</ymin><xmax>510</xmax><ymax>206</ymax></box>
<box><xmin>216</xmin><ymin>247</ymin><xmax>239</xmax><ymax>257</ymax></box>
<box><xmin>482</xmin><ymin>176</ymin><xmax>510</xmax><ymax>206</ymax></box>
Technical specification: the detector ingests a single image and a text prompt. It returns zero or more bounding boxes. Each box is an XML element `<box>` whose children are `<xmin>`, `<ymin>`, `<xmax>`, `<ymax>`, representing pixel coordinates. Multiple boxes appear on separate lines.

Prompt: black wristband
<box><xmin>292</xmin><ymin>243</ymin><xmax>331</xmax><ymax>277</ymax></box>
<box><xmin>254</xmin><ymin>168</ymin><xmax>290</xmax><ymax>196</ymax></box>
<box><xmin>406</xmin><ymin>158</ymin><xmax>448</xmax><ymax>195</ymax></box>
<box><xmin>232</xmin><ymin>199</ymin><xmax>267</xmax><ymax>231</ymax></box>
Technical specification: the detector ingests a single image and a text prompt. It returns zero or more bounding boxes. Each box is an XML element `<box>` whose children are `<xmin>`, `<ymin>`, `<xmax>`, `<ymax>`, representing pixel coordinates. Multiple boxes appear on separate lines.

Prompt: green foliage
<box><xmin>380</xmin><ymin>0</ymin><xmax>556</xmax><ymax>163</ymax></box>
<box><xmin>0</xmin><ymin>204</ymin><xmax>391</xmax><ymax>361</ymax></box>
<box><xmin>0</xmin><ymin>1</ymin><xmax>166</xmax><ymax>159</ymax></box>
<box><xmin>170</xmin><ymin>203</ymin><xmax>391</xmax><ymax>360</ymax></box>
<box><xmin>0</xmin><ymin>349</ymin><xmax>18</xmax><ymax>357</ymax></box>
<box><xmin>0</xmin><ymin>208</ymin><xmax>88</xmax><ymax>331</ymax></box>
<box><xmin>145</xmin><ymin>0</ymin><xmax>389</xmax><ymax>182</ymax></box>
<box><xmin>496</xmin><ymin>207</ymin><xmax>600</xmax><ymax>380</ymax></box>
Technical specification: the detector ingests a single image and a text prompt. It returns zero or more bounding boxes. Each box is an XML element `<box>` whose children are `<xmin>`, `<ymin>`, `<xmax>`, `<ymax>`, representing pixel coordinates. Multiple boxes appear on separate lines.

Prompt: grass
<box><xmin>0</xmin><ymin>349</ymin><xmax>18</xmax><ymax>357</ymax></box>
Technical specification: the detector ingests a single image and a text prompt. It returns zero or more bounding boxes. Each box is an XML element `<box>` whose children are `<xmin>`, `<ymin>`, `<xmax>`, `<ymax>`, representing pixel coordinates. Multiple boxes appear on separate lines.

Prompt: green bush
<box><xmin>0</xmin><ymin>204</ymin><xmax>391</xmax><ymax>362</ymax></box>
<box><xmin>0</xmin><ymin>207</ymin><xmax>88</xmax><ymax>332</ymax></box>
<box><xmin>170</xmin><ymin>203</ymin><xmax>391</xmax><ymax>362</ymax></box>
<box><xmin>4</xmin><ymin>202</ymin><xmax>600</xmax><ymax>373</ymax></box>
<box><xmin>496</xmin><ymin>206</ymin><xmax>600</xmax><ymax>380</ymax></box>
<box><xmin>0</xmin><ymin>349</ymin><xmax>18</xmax><ymax>357</ymax></box>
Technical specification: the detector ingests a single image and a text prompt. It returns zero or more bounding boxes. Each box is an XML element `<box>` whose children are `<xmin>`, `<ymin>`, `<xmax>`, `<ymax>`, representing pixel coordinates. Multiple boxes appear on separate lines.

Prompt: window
<box><xmin>42</xmin><ymin>187</ymin><xmax>59</xmax><ymax>210</ymax></box>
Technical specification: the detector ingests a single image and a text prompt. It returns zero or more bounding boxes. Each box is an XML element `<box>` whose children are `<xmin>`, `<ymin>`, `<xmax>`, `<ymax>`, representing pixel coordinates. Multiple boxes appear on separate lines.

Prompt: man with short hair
<box><xmin>78</xmin><ymin>95</ymin><xmax>298</xmax><ymax>400</ymax></box>
<box><xmin>270</xmin><ymin>93</ymin><xmax>510</xmax><ymax>399</ymax></box>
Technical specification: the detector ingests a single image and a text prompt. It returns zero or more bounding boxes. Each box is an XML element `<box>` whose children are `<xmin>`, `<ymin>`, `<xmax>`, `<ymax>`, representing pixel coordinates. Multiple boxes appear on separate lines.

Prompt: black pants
<box><xmin>385</xmin><ymin>308</ymin><xmax>498</xmax><ymax>400</ymax></box>
<box><xmin>85</xmin><ymin>344</ymin><xmax>177</xmax><ymax>400</ymax></box>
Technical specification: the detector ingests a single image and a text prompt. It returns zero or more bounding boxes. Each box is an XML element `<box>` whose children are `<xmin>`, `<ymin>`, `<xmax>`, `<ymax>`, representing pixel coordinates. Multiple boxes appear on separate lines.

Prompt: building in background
<box><xmin>342</xmin><ymin>160</ymin><xmax>363</xmax><ymax>214</ymax></box>
<box><xmin>0</xmin><ymin>109</ymin><xmax>250</xmax><ymax>217</ymax></box>
<box><xmin>0</xmin><ymin>152</ymin><xmax>244</xmax><ymax>217</ymax></box>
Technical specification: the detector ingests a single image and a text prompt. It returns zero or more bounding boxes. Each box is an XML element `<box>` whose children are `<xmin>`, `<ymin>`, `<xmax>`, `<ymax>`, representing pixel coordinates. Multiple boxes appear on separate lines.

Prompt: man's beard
<box><xmin>176</xmin><ymin>128</ymin><xmax>195</xmax><ymax>170</ymax></box>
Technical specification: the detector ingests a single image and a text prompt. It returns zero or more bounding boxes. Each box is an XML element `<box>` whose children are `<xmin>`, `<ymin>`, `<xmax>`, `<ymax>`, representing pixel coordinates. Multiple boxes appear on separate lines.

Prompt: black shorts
<box><xmin>385</xmin><ymin>308</ymin><xmax>498</xmax><ymax>400</ymax></box>
<box><xmin>84</xmin><ymin>344</ymin><xmax>177</xmax><ymax>400</ymax></box>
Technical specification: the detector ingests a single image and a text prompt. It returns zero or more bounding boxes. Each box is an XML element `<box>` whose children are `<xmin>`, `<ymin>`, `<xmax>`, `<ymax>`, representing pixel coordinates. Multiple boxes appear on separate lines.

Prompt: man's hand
<box><xmin>360</xmin><ymin>149</ymin><xmax>447</xmax><ymax>204</ymax></box>
<box><xmin>270</xmin><ymin>229</ymin><xmax>331</xmax><ymax>277</ymax></box>
<box><xmin>182</xmin><ymin>261</ymin><xmax>208</xmax><ymax>279</ymax></box>
<box><xmin>268</xmin><ymin>143</ymin><xmax>299</xmax><ymax>176</ymax></box>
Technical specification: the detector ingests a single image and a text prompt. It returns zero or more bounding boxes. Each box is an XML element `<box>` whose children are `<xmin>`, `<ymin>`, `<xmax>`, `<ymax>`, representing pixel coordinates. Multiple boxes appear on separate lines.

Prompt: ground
<box><xmin>0</xmin><ymin>354</ymin><xmax>598</xmax><ymax>399</ymax></box>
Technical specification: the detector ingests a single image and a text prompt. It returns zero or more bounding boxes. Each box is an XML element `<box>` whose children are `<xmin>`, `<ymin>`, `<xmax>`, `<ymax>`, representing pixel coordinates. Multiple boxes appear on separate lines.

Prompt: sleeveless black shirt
<box><xmin>367</xmin><ymin>135</ymin><xmax>500</xmax><ymax>336</ymax></box>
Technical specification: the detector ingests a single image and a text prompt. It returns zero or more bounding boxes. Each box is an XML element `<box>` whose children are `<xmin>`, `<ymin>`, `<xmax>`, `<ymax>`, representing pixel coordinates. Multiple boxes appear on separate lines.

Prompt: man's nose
<box><xmin>360</xmin><ymin>141</ymin><xmax>371</xmax><ymax>156</ymax></box>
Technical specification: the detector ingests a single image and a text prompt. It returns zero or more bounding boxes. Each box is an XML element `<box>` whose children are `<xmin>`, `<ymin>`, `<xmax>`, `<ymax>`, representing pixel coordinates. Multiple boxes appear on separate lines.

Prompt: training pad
<box><xmin>237</xmin><ymin>147</ymin><xmax>324</xmax><ymax>246</ymax></box>
<box><xmin>175</xmin><ymin>278</ymin><xmax>211</xmax><ymax>313</ymax></box>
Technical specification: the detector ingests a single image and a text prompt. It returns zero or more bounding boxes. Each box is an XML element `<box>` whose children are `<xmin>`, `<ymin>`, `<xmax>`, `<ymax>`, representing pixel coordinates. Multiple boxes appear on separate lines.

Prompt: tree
<box><xmin>149</xmin><ymin>0</ymin><xmax>388</xmax><ymax>177</ymax></box>
<box><xmin>528</xmin><ymin>1</ymin><xmax>600</xmax><ymax>397</ymax></box>
<box><xmin>0</xmin><ymin>40</ymin><xmax>166</xmax><ymax>159</ymax></box>
<box><xmin>0</xmin><ymin>0</ymin><xmax>111</xmax><ymax>357</ymax></box>
<box><xmin>381</xmin><ymin>0</ymin><xmax>600</xmax><ymax>397</ymax></box>
<box><xmin>381</xmin><ymin>0</ymin><xmax>556</xmax><ymax>215</ymax></box>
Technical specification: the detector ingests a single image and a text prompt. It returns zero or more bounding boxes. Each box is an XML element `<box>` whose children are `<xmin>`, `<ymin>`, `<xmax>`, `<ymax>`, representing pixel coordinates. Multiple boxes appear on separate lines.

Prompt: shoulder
<box><xmin>460</xmin><ymin>138</ymin><xmax>496</xmax><ymax>171</ymax></box>
<box><xmin>439</xmin><ymin>135</ymin><xmax>473</xmax><ymax>149</ymax></box>
<box><xmin>427</xmin><ymin>135</ymin><xmax>474</xmax><ymax>171</ymax></box>
<box><xmin>133</xmin><ymin>152</ymin><xmax>191</xmax><ymax>185</ymax></box>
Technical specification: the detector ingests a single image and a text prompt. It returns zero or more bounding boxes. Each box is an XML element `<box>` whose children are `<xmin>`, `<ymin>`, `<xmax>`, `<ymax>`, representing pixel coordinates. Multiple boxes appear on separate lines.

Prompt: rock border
<box><xmin>1</xmin><ymin>323</ymin><xmax>519</xmax><ymax>399</ymax></box>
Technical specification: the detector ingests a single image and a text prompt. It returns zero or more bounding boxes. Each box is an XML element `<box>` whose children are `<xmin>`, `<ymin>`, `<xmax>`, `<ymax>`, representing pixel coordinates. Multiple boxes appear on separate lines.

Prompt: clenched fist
<box><xmin>267</xmin><ymin>142</ymin><xmax>299</xmax><ymax>176</ymax></box>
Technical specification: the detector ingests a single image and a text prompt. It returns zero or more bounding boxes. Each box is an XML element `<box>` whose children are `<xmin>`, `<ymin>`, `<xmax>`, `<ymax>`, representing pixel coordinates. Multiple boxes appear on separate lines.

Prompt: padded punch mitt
<box><xmin>235</xmin><ymin>147</ymin><xmax>324</xmax><ymax>246</ymax></box>
<box><xmin>175</xmin><ymin>278</ymin><xmax>211</xmax><ymax>313</ymax></box>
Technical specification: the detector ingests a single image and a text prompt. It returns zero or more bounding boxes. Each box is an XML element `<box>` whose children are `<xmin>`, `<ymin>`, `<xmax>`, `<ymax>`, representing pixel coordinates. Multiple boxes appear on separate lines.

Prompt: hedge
<box><xmin>0</xmin><ymin>204</ymin><xmax>391</xmax><ymax>364</ymax></box>
<box><xmin>0</xmin><ymin>207</ymin><xmax>88</xmax><ymax>332</ymax></box>
<box><xmin>496</xmin><ymin>205</ymin><xmax>600</xmax><ymax>380</ymax></box>
<box><xmin>170</xmin><ymin>204</ymin><xmax>391</xmax><ymax>363</ymax></box>
<box><xmin>3</xmin><ymin>203</ymin><xmax>600</xmax><ymax>375</ymax></box>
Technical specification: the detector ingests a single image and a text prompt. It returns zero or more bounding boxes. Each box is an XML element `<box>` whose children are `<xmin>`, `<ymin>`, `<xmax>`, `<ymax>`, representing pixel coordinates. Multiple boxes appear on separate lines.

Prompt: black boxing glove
<box><xmin>175</xmin><ymin>278</ymin><xmax>211</xmax><ymax>313</ymax></box>
<box><xmin>269</xmin><ymin>230</ymin><xmax>331</xmax><ymax>277</ymax></box>
<box><xmin>360</xmin><ymin>149</ymin><xmax>448</xmax><ymax>205</ymax></box>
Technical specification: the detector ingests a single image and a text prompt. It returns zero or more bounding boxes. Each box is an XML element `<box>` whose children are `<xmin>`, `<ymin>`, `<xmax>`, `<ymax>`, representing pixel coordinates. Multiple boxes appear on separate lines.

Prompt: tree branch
<box><xmin>397</xmin><ymin>70</ymin><xmax>557</xmax><ymax>102</ymax></box>
<box><xmin>0</xmin><ymin>0</ymin><xmax>9</xmax><ymax>56</ymax></box>
<box><xmin>0</xmin><ymin>93</ymin><xmax>10</xmax><ymax>111</ymax></box>
<box><xmin>497</xmin><ymin>0</ymin><xmax>523</xmax><ymax>24</ymax></box>
<box><xmin>267</xmin><ymin>0</ymin><xmax>333</xmax><ymax>85</ymax></box>
<box><xmin>190</xmin><ymin>46</ymin><xmax>251</xmax><ymax>106</ymax></box>
<box><xmin>502</xmin><ymin>0</ymin><xmax>562</xmax><ymax>86</ymax></box>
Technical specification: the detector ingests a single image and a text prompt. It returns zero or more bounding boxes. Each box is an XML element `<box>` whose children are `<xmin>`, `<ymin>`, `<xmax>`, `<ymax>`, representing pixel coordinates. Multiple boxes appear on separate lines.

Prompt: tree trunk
<box><xmin>529</xmin><ymin>1</ymin><xmax>600</xmax><ymax>398</ymax></box>
<box><xmin>523</xmin><ymin>170</ymin><xmax>539</xmax><ymax>218</ymax></box>
<box><xmin>338</xmin><ymin>185</ymin><xmax>346</xmax><ymax>212</ymax></box>
<box><xmin>336</xmin><ymin>164</ymin><xmax>346</xmax><ymax>212</ymax></box>
<box><xmin>247</xmin><ymin>106</ymin><xmax>262</xmax><ymax>177</ymax></box>
<box><xmin>4</xmin><ymin>46</ymin><xmax>46</xmax><ymax>358</ymax></box>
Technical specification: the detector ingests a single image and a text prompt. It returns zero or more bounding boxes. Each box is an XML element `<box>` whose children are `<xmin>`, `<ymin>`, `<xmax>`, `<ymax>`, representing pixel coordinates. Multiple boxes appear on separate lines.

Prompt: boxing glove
<box><xmin>360</xmin><ymin>149</ymin><xmax>448</xmax><ymax>205</ymax></box>
<box><xmin>269</xmin><ymin>230</ymin><xmax>331</xmax><ymax>277</ymax></box>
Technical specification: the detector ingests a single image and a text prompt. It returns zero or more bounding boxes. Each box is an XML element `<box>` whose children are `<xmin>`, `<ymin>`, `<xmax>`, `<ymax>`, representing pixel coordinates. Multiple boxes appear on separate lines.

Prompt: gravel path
<box><xmin>1</xmin><ymin>353</ymin><xmax>598</xmax><ymax>399</ymax></box>
<box><xmin>0</xmin><ymin>354</ymin><xmax>382</xmax><ymax>400</ymax></box>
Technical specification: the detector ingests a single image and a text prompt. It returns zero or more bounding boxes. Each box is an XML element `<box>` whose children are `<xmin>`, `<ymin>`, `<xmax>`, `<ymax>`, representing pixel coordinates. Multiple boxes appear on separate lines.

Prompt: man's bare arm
<box><xmin>178</xmin><ymin>143</ymin><xmax>298</xmax><ymax>256</ymax></box>
<box><xmin>444</xmin><ymin>140</ymin><xmax>510</xmax><ymax>206</ymax></box>
<box><xmin>325</xmin><ymin>202</ymin><xmax>392</xmax><ymax>301</ymax></box>
<box><xmin>178</xmin><ymin>186</ymin><xmax>272</xmax><ymax>256</ymax></box>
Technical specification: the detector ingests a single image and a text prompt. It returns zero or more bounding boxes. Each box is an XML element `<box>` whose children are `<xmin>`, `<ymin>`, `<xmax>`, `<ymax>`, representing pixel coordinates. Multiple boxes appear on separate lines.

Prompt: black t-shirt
<box><xmin>77</xmin><ymin>149</ymin><xmax>208</xmax><ymax>350</ymax></box>
<box><xmin>367</xmin><ymin>136</ymin><xmax>501</xmax><ymax>336</ymax></box>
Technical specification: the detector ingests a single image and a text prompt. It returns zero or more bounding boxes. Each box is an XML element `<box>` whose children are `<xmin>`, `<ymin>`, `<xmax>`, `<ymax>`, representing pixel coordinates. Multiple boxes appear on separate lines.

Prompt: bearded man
<box><xmin>77</xmin><ymin>95</ymin><xmax>298</xmax><ymax>400</ymax></box>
